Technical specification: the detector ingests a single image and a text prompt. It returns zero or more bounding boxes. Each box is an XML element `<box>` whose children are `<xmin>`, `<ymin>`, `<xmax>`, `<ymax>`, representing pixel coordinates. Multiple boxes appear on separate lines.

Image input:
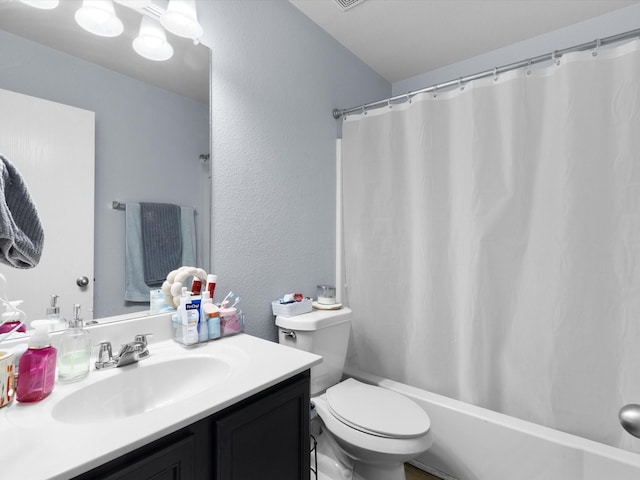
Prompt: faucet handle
<box><xmin>134</xmin><ymin>333</ymin><xmax>153</xmax><ymax>347</ymax></box>
<box><xmin>95</xmin><ymin>342</ymin><xmax>116</xmax><ymax>370</ymax></box>
<box><xmin>133</xmin><ymin>333</ymin><xmax>152</xmax><ymax>360</ymax></box>
<box><xmin>97</xmin><ymin>341</ymin><xmax>112</xmax><ymax>361</ymax></box>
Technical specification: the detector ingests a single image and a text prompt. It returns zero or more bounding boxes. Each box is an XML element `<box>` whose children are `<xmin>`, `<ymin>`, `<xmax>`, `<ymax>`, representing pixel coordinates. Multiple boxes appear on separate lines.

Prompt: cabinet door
<box><xmin>215</xmin><ymin>372</ymin><xmax>310</xmax><ymax>480</ymax></box>
<box><xmin>82</xmin><ymin>435</ymin><xmax>195</xmax><ymax>480</ymax></box>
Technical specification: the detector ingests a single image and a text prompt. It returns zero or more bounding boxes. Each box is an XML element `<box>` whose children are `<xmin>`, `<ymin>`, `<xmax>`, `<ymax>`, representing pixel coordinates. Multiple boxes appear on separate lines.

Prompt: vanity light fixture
<box><xmin>18</xmin><ymin>0</ymin><xmax>59</xmax><ymax>9</ymax></box>
<box><xmin>160</xmin><ymin>0</ymin><xmax>203</xmax><ymax>39</ymax></box>
<box><xmin>133</xmin><ymin>16</ymin><xmax>174</xmax><ymax>62</ymax></box>
<box><xmin>19</xmin><ymin>0</ymin><xmax>203</xmax><ymax>61</ymax></box>
<box><xmin>75</xmin><ymin>0</ymin><xmax>124</xmax><ymax>38</ymax></box>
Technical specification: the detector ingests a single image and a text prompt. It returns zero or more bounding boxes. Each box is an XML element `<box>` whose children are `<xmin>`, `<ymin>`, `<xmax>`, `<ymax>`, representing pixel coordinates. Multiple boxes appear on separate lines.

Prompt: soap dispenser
<box><xmin>45</xmin><ymin>294</ymin><xmax>66</xmax><ymax>331</ymax></box>
<box><xmin>16</xmin><ymin>325</ymin><xmax>57</xmax><ymax>403</ymax></box>
<box><xmin>57</xmin><ymin>304</ymin><xmax>91</xmax><ymax>383</ymax></box>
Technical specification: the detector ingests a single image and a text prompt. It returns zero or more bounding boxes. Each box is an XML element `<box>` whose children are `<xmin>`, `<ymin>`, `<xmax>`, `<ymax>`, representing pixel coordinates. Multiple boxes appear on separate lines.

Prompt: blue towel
<box><xmin>140</xmin><ymin>202</ymin><xmax>182</xmax><ymax>286</ymax></box>
<box><xmin>0</xmin><ymin>154</ymin><xmax>44</xmax><ymax>269</ymax></box>
<box><xmin>125</xmin><ymin>204</ymin><xmax>196</xmax><ymax>302</ymax></box>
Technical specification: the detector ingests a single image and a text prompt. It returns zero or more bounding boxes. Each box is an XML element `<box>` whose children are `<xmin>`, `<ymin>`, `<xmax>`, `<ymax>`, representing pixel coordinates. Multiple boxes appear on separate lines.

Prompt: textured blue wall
<box><xmin>198</xmin><ymin>0</ymin><xmax>390</xmax><ymax>341</ymax></box>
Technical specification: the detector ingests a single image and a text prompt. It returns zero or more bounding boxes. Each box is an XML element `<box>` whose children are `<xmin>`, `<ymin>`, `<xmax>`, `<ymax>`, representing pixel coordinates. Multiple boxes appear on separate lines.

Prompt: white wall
<box><xmin>197</xmin><ymin>0</ymin><xmax>390</xmax><ymax>340</ymax></box>
<box><xmin>393</xmin><ymin>3</ymin><xmax>640</xmax><ymax>96</ymax></box>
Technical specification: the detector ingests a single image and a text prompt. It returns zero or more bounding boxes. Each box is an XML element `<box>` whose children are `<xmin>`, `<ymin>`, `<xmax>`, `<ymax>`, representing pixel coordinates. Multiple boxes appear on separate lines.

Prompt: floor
<box><xmin>404</xmin><ymin>463</ymin><xmax>442</xmax><ymax>480</ymax></box>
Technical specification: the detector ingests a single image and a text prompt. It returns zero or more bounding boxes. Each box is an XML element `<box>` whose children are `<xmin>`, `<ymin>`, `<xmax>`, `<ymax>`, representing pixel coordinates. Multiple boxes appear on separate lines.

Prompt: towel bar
<box><xmin>112</xmin><ymin>201</ymin><xmax>197</xmax><ymax>214</ymax></box>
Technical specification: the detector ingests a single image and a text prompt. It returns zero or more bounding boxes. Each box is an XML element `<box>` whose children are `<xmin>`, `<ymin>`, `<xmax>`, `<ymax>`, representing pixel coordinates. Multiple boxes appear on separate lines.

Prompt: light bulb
<box><xmin>133</xmin><ymin>17</ymin><xmax>174</xmax><ymax>61</ymax></box>
<box><xmin>160</xmin><ymin>0</ymin><xmax>203</xmax><ymax>39</ymax></box>
<box><xmin>75</xmin><ymin>0</ymin><xmax>124</xmax><ymax>38</ymax></box>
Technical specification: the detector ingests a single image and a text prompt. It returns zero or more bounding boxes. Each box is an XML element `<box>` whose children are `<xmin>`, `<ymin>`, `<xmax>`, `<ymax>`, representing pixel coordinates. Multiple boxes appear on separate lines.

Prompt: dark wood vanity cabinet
<box><xmin>215</xmin><ymin>371</ymin><xmax>310</xmax><ymax>480</ymax></box>
<box><xmin>73</xmin><ymin>370</ymin><xmax>310</xmax><ymax>480</ymax></box>
<box><xmin>86</xmin><ymin>434</ymin><xmax>199</xmax><ymax>480</ymax></box>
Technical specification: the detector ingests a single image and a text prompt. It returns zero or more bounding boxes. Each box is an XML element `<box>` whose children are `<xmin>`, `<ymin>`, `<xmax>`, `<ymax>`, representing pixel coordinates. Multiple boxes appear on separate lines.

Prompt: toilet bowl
<box><xmin>312</xmin><ymin>378</ymin><xmax>432</xmax><ymax>480</ymax></box>
<box><xmin>276</xmin><ymin>308</ymin><xmax>432</xmax><ymax>480</ymax></box>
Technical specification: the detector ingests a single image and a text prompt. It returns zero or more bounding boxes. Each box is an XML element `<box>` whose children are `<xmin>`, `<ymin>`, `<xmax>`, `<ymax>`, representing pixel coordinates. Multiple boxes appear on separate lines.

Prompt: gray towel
<box><xmin>140</xmin><ymin>202</ymin><xmax>182</xmax><ymax>286</ymax></box>
<box><xmin>125</xmin><ymin>204</ymin><xmax>197</xmax><ymax>302</ymax></box>
<box><xmin>0</xmin><ymin>154</ymin><xmax>44</xmax><ymax>269</ymax></box>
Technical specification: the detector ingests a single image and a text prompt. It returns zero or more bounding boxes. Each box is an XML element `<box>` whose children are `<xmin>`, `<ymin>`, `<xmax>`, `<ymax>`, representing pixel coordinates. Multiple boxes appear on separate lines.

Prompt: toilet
<box><xmin>276</xmin><ymin>307</ymin><xmax>432</xmax><ymax>480</ymax></box>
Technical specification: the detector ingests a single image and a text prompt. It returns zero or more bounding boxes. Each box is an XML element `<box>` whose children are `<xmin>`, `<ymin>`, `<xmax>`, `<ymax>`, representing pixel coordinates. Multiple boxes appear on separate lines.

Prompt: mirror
<box><xmin>0</xmin><ymin>0</ymin><xmax>211</xmax><ymax>325</ymax></box>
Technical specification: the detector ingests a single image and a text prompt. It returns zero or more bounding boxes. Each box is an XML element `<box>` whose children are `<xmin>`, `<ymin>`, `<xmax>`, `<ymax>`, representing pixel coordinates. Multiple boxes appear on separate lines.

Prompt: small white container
<box><xmin>271</xmin><ymin>298</ymin><xmax>313</xmax><ymax>316</ymax></box>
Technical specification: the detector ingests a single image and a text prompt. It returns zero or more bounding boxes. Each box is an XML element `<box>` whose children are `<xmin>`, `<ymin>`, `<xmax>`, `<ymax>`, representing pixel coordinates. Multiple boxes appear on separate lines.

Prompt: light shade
<box><xmin>75</xmin><ymin>0</ymin><xmax>124</xmax><ymax>38</ymax></box>
<box><xmin>160</xmin><ymin>0</ymin><xmax>203</xmax><ymax>39</ymax></box>
<box><xmin>18</xmin><ymin>0</ymin><xmax>59</xmax><ymax>8</ymax></box>
<box><xmin>133</xmin><ymin>17</ymin><xmax>174</xmax><ymax>62</ymax></box>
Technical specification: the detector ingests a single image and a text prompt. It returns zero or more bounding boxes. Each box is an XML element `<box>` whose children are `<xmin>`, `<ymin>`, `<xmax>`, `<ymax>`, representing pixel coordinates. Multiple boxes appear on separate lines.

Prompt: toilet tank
<box><xmin>276</xmin><ymin>307</ymin><xmax>351</xmax><ymax>395</ymax></box>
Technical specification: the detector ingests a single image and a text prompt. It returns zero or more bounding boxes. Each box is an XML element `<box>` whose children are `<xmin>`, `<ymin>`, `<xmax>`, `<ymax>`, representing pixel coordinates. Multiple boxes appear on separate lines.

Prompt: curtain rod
<box><xmin>332</xmin><ymin>27</ymin><xmax>640</xmax><ymax>119</ymax></box>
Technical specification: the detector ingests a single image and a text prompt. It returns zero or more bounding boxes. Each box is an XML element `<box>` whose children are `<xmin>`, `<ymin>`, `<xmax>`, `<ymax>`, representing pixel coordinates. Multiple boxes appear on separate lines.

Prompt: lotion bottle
<box><xmin>179</xmin><ymin>291</ymin><xmax>199</xmax><ymax>345</ymax></box>
<box><xmin>207</xmin><ymin>310</ymin><xmax>221</xmax><ymax>340</ymax></box>
<box><xmin>16</xmin><ymin>325</ymin><xmax>57</xmax><ymax>403</ymax></box>
<box><xmin>57</xmin><ymin>304</ymin><xmax>91</xmax><ymax>383</ymax></box>
<box><xmin>205</xmin><ymin>274</ymin><xmax>217</xmax><ymax>301</ymax></box>
<box><xmin>198</xmin><ymin>291</ymin><xmax>212</xmax><ymax>342</ymax></box>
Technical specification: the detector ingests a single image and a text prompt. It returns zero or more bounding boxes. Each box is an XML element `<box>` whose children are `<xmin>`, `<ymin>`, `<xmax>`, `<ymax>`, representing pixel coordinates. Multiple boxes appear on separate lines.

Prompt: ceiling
<box><xmin>1</xmin><ymin>0</ymin><xmax>638</xmax><ymax>102</ymax></box>
<box><xmin>0</xmin><ymin>0</ymin><xmax>209</xmax><ymax>104</ymax></box>
<box><xmin>289</xmin><ymin>0</ymin><xmax>640</xmax><ymax>83</ymax></box>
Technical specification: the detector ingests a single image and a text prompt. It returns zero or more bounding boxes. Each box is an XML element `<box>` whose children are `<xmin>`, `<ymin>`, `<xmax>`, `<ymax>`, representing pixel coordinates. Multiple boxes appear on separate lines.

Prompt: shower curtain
<box><xmin>341</xmin><ymin>39</ymin><xmax>640</xmax><ymax>451</ymax></box>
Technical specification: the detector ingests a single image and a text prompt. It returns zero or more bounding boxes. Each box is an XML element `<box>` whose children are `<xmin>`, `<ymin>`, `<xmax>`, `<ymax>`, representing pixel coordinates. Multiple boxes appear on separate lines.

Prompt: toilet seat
<box><xmin>325</xmin><ymin>378</ymin><xmax>430</xmax><ymax>439</ymax></box>
<box><xmin>312</xmin><ymin>385</ymin><xmax>434</xmax><ymax>471</ymax></box>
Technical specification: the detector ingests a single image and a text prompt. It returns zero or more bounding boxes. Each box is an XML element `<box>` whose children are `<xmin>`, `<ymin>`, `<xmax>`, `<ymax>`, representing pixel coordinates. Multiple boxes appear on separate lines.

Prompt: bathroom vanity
<box><xmin>73</xmin><ymin>371</ymin><xmax>310</xmax><ymax>480</ymax></box>
<box><xmin>0</xmin><ymin>314</ymin><xmax>321</xmax><ymax>480</ymax></box>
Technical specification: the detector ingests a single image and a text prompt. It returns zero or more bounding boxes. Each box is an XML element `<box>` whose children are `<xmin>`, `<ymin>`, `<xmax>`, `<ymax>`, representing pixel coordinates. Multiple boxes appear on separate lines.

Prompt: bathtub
<box><xmin>345</xmin><ymin>367</ymin><xmax>640</xmax><ymax>480</ymax></box>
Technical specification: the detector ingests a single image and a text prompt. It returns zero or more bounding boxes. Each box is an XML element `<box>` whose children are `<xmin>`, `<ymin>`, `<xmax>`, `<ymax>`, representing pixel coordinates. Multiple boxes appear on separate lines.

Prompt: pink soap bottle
<box><xmin>16</xmin><ymin>325</ymin><xmax>57</xmax><ymax>403</ymax></box>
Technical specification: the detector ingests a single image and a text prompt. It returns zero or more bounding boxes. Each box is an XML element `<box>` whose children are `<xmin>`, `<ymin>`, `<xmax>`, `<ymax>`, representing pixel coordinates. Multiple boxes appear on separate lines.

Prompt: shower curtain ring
<box><xmin>526</xmin><ymin>59</ymin><xmax>532</xmax><ymax>75</ymax></box>
<box><xmin>592</xmin><ymin>38</ymin><xmax>601</xmax><ymax>57</ymax></box>
<box><xmin>432</xmin><ymin>85</ymin><xmax>438</xmax><ymax>98</ymax></box>
<box><xmin>406</xmin><ymin>93</ymin><xmax>412</xmax><ymax>104</ymax></box>
<box><xmin>493</xmin><ymin>67</ymin><xmax>499</xmax><ymax>82</ymax></box>
<box><xmin>458</xmin><ymin>77</ymin><xmax>465</xmax><ymax>90</ymax></box>
<box><xmin>362</xmin><ymin>105</ymin><xmax>367</xmax><ymax>116</ymax></box>
<box><xmin>552</xmin><ymin>50</ymin><xmax>561</xmax><ymax>65</ymax></box>
<box><xmin>388</xmin><ymin>99</ymin><xmax>392</xmax><ymax>109</ymax></box>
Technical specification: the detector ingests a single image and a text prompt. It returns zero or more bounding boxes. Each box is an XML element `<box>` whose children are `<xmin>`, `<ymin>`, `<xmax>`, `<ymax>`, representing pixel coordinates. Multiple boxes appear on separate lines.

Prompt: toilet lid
<box><xmin>325</xmin><ymin>378</ymin><xmax>430</xmax><ymax>438</ymax></box>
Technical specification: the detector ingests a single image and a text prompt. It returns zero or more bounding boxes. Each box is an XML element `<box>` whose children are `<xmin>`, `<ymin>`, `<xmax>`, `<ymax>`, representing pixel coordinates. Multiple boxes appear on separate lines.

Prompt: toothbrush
<box><xmin>230</xmin><ymin>297</ymin><xmax>241</xmax><ymax>309</ymax></box>
<box><xmin>220</xmin><ymin>291</ymin><xmax>234</xmax><ymax>307</ymax></box>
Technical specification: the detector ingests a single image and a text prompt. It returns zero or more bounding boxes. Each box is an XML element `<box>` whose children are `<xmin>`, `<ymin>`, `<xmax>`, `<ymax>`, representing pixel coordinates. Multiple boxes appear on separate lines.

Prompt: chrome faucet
<box><xmin>95</xmin><ymin>334</ymin><xmax>152</xmax><ymax>369</ymax></box>
<box><xmin>115</xmin><ymin>341</ymin><xmax>147</xmax><ymax>367</ymax></box>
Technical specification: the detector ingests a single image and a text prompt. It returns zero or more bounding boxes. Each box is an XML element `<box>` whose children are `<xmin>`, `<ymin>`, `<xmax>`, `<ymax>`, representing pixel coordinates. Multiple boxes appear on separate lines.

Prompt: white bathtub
<box><xmin>345</xmin><ymin>367</ymin><xmax>640</xmax><ymax>480</ymax></box>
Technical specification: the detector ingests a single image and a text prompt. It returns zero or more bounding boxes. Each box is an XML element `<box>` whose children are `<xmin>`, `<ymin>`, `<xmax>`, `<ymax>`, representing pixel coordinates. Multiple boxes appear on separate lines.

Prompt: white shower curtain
<box><xmin>341</xmin><ymin>39</ymin><xmax>640</xmax><ymax>451</ymax></box>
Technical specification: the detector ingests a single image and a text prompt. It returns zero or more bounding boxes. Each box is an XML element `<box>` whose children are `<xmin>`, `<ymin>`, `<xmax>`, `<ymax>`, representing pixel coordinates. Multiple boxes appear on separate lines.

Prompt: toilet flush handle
<box><xmin>281</xmin><ymin>330</ymin><xmax>296</xmax><ymax>340</ymax></box>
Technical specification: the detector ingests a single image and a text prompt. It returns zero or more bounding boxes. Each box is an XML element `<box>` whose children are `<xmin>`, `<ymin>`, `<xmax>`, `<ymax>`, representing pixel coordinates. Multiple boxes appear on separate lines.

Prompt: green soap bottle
<box><xmin>58</xmin><ymin>304</ymin><xmax>91</xmax><ymax>383</ymax></box>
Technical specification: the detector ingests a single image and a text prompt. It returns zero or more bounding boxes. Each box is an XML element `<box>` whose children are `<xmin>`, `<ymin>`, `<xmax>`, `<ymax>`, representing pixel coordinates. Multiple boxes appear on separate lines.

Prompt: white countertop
<box><xmin>0</xmin><ymin>333</ymin><xmax>321</xmax><ymax>480</ymax></box>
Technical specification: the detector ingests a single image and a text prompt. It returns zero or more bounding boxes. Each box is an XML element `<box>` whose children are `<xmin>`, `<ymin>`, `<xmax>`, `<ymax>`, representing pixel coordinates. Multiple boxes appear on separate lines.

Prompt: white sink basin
<box><xmin>52</xmin><ymin>356</ymin><xmax>232</xmax><ymax>423</ymax></box>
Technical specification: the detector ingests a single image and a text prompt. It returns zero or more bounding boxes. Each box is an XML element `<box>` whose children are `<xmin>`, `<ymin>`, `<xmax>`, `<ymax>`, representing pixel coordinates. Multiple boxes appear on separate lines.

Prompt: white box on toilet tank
<box><xmin>276</xmin><ymin>308</ymin><xmax>352</xmax><ymax>395</ymax></box>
